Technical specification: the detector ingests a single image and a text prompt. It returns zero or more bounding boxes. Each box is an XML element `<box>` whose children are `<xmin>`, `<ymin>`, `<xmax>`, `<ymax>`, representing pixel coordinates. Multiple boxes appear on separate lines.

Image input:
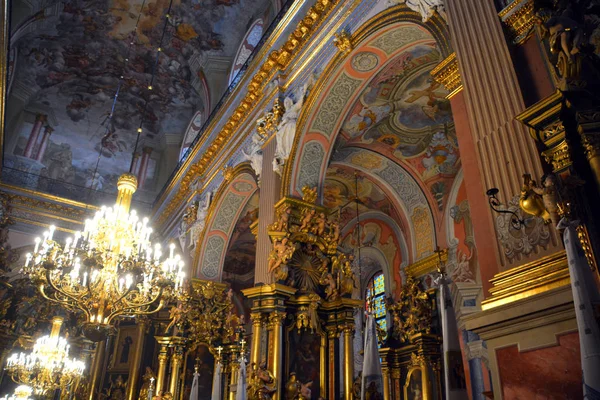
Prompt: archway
<box><xmin>194</xmin><ymin>165</ymin><xmax>258</xmax><ymax>281</ymax></box>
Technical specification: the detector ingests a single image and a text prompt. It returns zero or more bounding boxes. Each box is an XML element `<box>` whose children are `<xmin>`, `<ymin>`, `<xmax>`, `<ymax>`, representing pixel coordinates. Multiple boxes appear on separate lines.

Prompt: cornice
<box><xmin>153</xmin><ymin>0</ymin><xmax>344</xmax><ymax>226</ymax></box>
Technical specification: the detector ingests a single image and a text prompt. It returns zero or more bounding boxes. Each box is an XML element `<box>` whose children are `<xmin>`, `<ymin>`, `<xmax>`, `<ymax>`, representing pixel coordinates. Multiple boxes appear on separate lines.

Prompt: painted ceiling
<box><xmin>5</xmin><ymin>0</ymin><xmax>270</xmax><ymax>204</ymax></box>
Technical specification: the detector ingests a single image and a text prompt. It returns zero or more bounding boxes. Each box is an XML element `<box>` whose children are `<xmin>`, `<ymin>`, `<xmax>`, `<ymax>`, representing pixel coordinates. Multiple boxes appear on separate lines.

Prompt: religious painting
<box><xmin>110</xmin><ymin>325</ymin><xmax>137</xmax><ymax>372</ymax></box>
<box><xmin>446</xmin><ymin>350</ymin><xmax>467</xmax><ymax>390</ymax></box>
<box><xmin>181</xmin><ymin>344</ymin><xmax>215</xmax><ymax>400</ymax></box>
<box><xmin>288</xmin><ymin>330</ymin><xmax>321</xmax><ymax>399</ymax></box>
<box><xmin>404</xmin><ymin>367</ymin><xmax>424</xmax><ymax>400</ymax></box>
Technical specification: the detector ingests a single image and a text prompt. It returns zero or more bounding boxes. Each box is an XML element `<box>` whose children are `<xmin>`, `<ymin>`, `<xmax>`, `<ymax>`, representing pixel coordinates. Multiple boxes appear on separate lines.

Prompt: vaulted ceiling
<box><xmin>4</xmin><ymin>0</ymin><xmax>274</xmax><ymax>206</ymax></box>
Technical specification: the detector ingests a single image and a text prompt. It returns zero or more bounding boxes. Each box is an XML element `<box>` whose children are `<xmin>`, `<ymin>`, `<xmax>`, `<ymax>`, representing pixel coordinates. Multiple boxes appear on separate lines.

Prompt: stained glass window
<box><xmin>365</xmin><ymin>271</ymin><xmax>387</xmax><ymax>345</ymax></box>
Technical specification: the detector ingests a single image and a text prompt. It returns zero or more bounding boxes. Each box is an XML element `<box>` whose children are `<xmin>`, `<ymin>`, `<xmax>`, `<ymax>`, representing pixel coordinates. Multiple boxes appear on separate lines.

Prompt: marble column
<box><xmin>444</xmin><ymin>0</ymin><xmax>561</xmax><ymax>272</ymax></box>
<box><xmin>125</xmin><ymin>318</ymin><xmax>149</xmax><ymax>400</ymax></box>
<box><xmin>138</xmin><ymin>147</ymin><xmax>153</xmax><ymax>189</ymax></box>
<box><xmin>23</xmin><ymin>114</ymin><xmax>46</xmax><ymax>159</ymax></box>
<box><xmin>255</xmin><ymin>137</ymin><xmax>281</xmax><ymax>284</ymax></box>
<box><xmin>34</xmin><ymin>125</ymin><xmax>53</xmax><ymax>162</ymax></box>
<box><xmin>463</xmin><ymin>331</ymin><xmax>489</xmax><ymax>400</ymax></box>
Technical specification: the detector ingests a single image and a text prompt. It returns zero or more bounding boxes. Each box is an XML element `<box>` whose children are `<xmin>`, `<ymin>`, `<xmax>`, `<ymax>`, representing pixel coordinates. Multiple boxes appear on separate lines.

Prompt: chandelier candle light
<box><xmin>5</xmin><ymin>317</ymin><xmax>85</xmax><ymax>395</ymax></box>
<box><xmin>0</xmin><ymin>385</ymin><xmax>34</xmax><ymax>400</ymax></box>
<box><xmin>22</xmin><ymin>174</ymin><xmax>186</xmax><ymax>342</ymax></box>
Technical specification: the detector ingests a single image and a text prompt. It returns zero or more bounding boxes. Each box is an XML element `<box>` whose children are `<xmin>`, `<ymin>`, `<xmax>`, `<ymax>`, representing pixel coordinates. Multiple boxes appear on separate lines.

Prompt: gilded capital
<box><xmin>250</xmin><ymin>312</ymin><xmax>264</xmax><ymax>326</ymax></box>
<box><xmin>269</xmin><ymin>310</ymin><xmax>286</xmax><ymax>325</ymax></box>
<box><xmin>541</xmin><ymin>139</ymin><xmax>572</xmax><ymax>172</ymax></box>
<box><xmin>499</xmin><ymin>0</ymin><xmax>534</xmax><ymax>44</ymax></box>
<box><xmin>430</xmin><ymin>53</ymin><xmax>462</xmax><ymax>98</ymax></box>
<box><xmin>333</xmin><ymin>30</ymin><xmax>353</xmax><ymax>55</ymax></box>
<box><xmin>581</xmin><ymin>133</ymin><xmax>600</xmax><ymax>160</ymax></box>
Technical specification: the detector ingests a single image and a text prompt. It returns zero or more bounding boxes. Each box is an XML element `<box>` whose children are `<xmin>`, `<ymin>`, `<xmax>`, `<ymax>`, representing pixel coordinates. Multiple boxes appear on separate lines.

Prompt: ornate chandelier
<box><xmin>5</xmin><ymin>317</ymin><xmax>84</xmax><ymax>395</ymax></box>
<box><xmin>22</xmin><ymin>174</ymin><xmax>185</xmax><ymax>341</ymax></box>
<box><xmin>0</xmin><ymin>385</ymin><xmax>34</xmax><ymax>400</ymax></box>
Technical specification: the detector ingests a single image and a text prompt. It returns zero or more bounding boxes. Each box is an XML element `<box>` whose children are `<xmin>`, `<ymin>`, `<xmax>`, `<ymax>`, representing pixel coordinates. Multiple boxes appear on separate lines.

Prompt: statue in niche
<box><xmin>189</xmin><ymin>191</ymin><xmax>213</xmax><ymax>249</ymax></box>
<box><xmin>390</xmin><ymin>0</ymin><xmax>447</xmax><ymax>22</ymax></box>
<box><xmin>273</xmin><ymin>84</ymin><xmax>308</xmax><ymax>173</ymax></box>
<box><xmin>243</xmin><ymin>132</ymin><xmax>264</xmax><ymax>179</ymax></box>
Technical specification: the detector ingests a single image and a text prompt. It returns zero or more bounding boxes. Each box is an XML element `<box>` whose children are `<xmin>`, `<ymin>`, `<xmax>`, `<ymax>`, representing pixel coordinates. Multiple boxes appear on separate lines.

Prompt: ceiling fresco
<box><xmin>5</xmin><ymin>0</ymin><xmax>269</xmax><ymax>203</ymax></box>
<box><xmin>222</xmin><ymin>192</ymin><xmax>259</xmax><ymax>291</ymax></box>
<box><xmin>339</xmin><ymin>44</ymin><xmax>458</xmax><ymax>182</ymax></box>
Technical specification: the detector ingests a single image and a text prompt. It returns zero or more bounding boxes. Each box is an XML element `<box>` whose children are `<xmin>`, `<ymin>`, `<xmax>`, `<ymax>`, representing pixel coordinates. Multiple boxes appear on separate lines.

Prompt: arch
<box><xmin>282</xmin><ymin>5</ymin><xmax>451</xmax><ymax>197</ymax></box>
<box><xmin>228</xmin><ymin>19</ymin><xmax>264</xmax><ymax>85</ymax></box>
<box><xmin>331</xmin><ymin>147</ymin><xmax>436</xmax><ymax>261</ymax></box>
<box><xmin>194</xmin><ymin>163</ymin><xmax>258</xmax><ymax>281</ymax></box>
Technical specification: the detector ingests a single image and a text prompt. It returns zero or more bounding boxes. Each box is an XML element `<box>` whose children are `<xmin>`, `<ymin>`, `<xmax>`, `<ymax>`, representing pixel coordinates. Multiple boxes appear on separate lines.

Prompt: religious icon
<box><xmin>406</xmin><ymin>369</ymin><xmax>423</xmax><ymax>400</ymax></box>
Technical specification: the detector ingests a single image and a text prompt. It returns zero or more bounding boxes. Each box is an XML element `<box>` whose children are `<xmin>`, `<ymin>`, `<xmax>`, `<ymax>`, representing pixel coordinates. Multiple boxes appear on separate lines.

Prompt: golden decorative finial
<box><xmin>222</xmin><ymin>165</ymin><xmax>234</xmax><ymax>181</ymax></box>
<box><xmin>333</xmin><ymin>30</ymin><xmax>353</xmax><ymax>55</ymax></box>
<box><xmin>301</xmin><ymin>186</ymin><xmax>318</xmax><ymax>204</ymax></box>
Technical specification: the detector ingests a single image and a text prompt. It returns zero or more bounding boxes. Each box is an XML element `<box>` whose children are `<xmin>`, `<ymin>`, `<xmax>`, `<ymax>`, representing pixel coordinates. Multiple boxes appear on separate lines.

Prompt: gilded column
<box><xmin>342</xmin><ymin>324</ymin><xmax>354</xmax><ymax>400</ymax></box>
<box><xmin>169</xmin><ymin>341</ymin><xmax>185</xmax><ymax>398</ymax></box>
<box><xmin>269</xmin><ymin>310</ymin><xmax>285</xmax><ymax>400</ymax></box>
<box><xmin>87</xmin><ymin>340</ymin><xmax>106</xmax><ymax>400</ymax></box>
<box><xmin>422</xmin><ymin>361</ymin><xmax>432</xmax><ymax>400</ymax></box>
<box><xmin>381</xmin><ymin>367</ymin><xmax>391</xmax><ymax>400</ymax></box>
<box><xmin>579</xmin><ymin>114</ymin><xmax>600</xmax><ymax>193</ymax></box>
<box><xmin>34</xmin><ymin>125</ymin><xmax>53</xmax><ymax>162</ymax></box>
<box><xmin>23</xmin><ymin>114</ymin><xmax>46</xmax><ymax>159</ymax></box>
<box><xmin>250</xmin><ymin>312</ymin><xmax>263</xmax><ymax>365</ymax></box>
<box><xmin>326</xmin><ymin>327</ymin><xmax>339</xmax><ymax>400</ymax></box>
<box><xmin>228</xmin><ymin>359</ymin><xmax>239</xmax><ymax>400</ymax></box>
<box><xmin>155</xmin><ymin>338</ymin><xmax>171</xmax><ymax>395</ymax></box>
<box><xmin>255</xmin><ymin>138</ymin><xmax>281</xmax><ymax>284</ymax></box>
<box><xmin>125</xmin><ymin>318</ymin><xmax>149</xmax><ymax>400</ymax></box>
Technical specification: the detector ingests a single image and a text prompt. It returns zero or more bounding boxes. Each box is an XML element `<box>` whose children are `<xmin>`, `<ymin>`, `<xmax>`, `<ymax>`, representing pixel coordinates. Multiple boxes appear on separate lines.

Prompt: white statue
<box><xmin>391</xmin><ymin>0</ymin><xmax>447</xmax><ymax>22</ymax></box>
<box><xmin>273</xmin><ymin>84</ymin><xmax>308</xmax><ymax>173</ymax></box>
<box><xmin>189</xmin><ymin>191</ymin><xmax>213</xmax><ymax>249</ymax></box>
<box><xmin>242</xmin><ymin>133</ymin><xmax>264</xmax><ymax>179</ymax></box>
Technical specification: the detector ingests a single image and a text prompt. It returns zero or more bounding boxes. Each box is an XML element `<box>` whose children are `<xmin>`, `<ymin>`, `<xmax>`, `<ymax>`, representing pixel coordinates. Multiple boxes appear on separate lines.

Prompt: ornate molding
<box><xmin>405</xmin><ymin>248</ymin><xmax>448</xmax><ymax>278</ymax></box>
<box><xmin>155</xmin><ymin>0</ymin><xmax>343</xmax><ymax>227</ymax></box>
<box><xmin>430</xmin><ymin>52</ymin><xmax>462</xmax><ymax>98</ymax></box>
<box><xmin>481</xmin><ymin>250</ymin><xmax>569</xmax><ymax>310</ymax></box>
<box><xmin>499</xmin><ymin>0</ymin><xmax>534</xmax><ymax>45</ymax></box>
<box><xmin>333</xmin><ymin>30</ymin><xmax>353</xmax><ymax>55</ymax></box>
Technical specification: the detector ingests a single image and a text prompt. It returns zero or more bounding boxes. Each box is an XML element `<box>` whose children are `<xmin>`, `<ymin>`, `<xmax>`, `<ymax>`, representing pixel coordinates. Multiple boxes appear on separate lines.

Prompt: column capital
<box><xmin>268</xmin><ymin>310</ymin><xmax>286</xmax><ymax>325</ymax></box>
<box><xmin>430</xmin><ymin>52</ymin><xmax>462</xmax><ymax>99</ymax></box>
<box><xmin>44</xmin><ymin>125</ymin><xmax>54</xmax><ymax>134</ymax></box>
<box><xmin>142</xmin><ymin>146</ymin><xmax>153</xmax><ymax>155</ymax></box>
<box><xmin>36</xmin><ymin>114</ymin><xmax>48</xmax><ymax>123</ymax></box>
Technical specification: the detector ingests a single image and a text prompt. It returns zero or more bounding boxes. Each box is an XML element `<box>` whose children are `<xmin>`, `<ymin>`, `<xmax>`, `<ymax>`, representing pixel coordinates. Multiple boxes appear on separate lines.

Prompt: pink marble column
<box><xmin>23</xmin><ymin>114</ymin><xmax>46</xmax><ymax>159</ymax></box>
<box><xmin>138</xmin><ymin>147</ymin><xmax>153</xmax><ymax>189</ymax></box>
<box><xmin>35</xmin><ymin>126</ymin><xmax>53</xmax><ymax>162</ymax></box>
<box><xmin>255</xmin><ymin>137</ymin><xmax>280</xmax><ymax>284</ymax></box>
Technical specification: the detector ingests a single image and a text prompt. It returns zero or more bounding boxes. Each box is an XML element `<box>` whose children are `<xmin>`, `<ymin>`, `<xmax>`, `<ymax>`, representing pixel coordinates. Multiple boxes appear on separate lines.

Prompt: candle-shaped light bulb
<box><xmin>169</xmin><ymin>243</ymin><xmax>175</xmax><ymax>258</ymax></box>
<box><xmin>34</xmin><ymin>237</ymin><xmax>41</xmax><ymax>253</ymax></box>
<box><xmin>48</xmin><ymin>225</ymin><xmax>56</xmax><ymax>240</ymax></box>
<box><xmin>83</xmin><ymin>272</ymin><xmax>88</xmax><ymax>286</ymax></box>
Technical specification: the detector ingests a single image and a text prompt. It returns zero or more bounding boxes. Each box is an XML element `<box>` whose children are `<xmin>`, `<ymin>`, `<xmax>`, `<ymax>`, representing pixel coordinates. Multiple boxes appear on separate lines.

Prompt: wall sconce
<box><xmin>486</xmin><ymin>188</ymin><xmax>525</xmax><ymax>230</ymax></box>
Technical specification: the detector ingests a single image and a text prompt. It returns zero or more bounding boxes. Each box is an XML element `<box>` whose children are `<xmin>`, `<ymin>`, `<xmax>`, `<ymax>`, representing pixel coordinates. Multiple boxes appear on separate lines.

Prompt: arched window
<box><xmin>228</xmin><ymin>19</ymin><xmax>264</xmax><ymax>85</ymax></box>
<box><xmin>365</xmin><ymin>271</ymin><xmax>387</xmax><ymax>343</ymax></box>
<box><xmin>179</xmin><ymin>112</ymin><xmax>204</xmax><ymax>161</ymax></box>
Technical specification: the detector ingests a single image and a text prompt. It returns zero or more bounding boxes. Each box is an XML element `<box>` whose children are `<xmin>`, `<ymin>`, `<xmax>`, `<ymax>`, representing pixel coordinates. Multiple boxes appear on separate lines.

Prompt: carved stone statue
<box><xmin>390</xmin><ymin>0</ymin><xmax>447</xmax><ymax>22</ymax></box>
<box><xmin>243</xmin><ymin>132</ymin><xmax>264</xmax><ymax>179</ymax></box>
<box><xmin>274</xmin><ymin>85</ymin><xmax>308</xmax><ymax>173</ymax></box>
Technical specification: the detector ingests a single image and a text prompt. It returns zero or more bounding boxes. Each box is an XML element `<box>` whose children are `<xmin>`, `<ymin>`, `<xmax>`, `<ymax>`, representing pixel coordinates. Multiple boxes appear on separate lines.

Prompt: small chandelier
<box><xmin>5</xmin><ymin>317</ymin><xmax>84</xmax><ymax>395</ymax></box>
<box><xmin>0</xmin><ymin>385</ymin><xmax>34</xmax><ymax>400</ymax></box>
<box><xmin>22</xmin><ymin>174</ymin><xmax>185</xmax><ymax>341</ymax></box>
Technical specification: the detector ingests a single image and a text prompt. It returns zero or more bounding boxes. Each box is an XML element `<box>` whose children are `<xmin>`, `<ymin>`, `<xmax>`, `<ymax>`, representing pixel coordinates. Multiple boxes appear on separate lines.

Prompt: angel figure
<box><xmin>274</xmin><ymin>85</ymin><xmax>308</xmax><ymax>170</ymax></box>
<box><xmin>273</xmin><ymin>207</ymin><xmax>292</xmax><ymax>232</ymax></box>
<box><xmin>300</xmin><ymin>209</ymin><xmax>316</xmax><ymax>232</ymax></box>
<box><xmin>311</xmin><ymin>213</ymin><xmax>326</xmax><ymax>236</ymax></box>
<box><xmin>320</xmin><ymin>271</ymin><xmax>340</xmax><ymax>301</ymax></box>
<box><xmin>391</xmin><ymin>0</ymin><xmax>447</xmax><ymax>22</ymax></box>
<box><xmin>268</xmin><ymin>238</ymin><xmax>294</xmax><ymax>276</ymax></box>
<box><xmin>243</xmin><ymin>132</ymin><xmax>264</xmax><ymax>179</ymax></box>
<box><xmin>166</xmin><ymin>303</ymin><xmax>185</xmax><ymax>332</ymax></box>
<box><xmin>451</xmin><ymin>250</ymin><xmax>476</xmax><ymax>284</ymax></box>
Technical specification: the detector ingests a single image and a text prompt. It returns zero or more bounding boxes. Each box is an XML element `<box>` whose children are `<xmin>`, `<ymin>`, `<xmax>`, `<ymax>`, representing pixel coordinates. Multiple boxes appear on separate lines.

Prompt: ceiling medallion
<box><xmin>351</xmin><ymin>51</ymin><xmax>379</xmax><ymax>72</ymax></box>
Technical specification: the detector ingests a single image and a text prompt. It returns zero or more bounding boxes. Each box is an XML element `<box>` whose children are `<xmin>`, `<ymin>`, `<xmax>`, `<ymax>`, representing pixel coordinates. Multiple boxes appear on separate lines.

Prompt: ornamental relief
<box><xmin>369</xmin><ymin>25</ymin><xmax>431</xmax><ymax>55</ymax></box>
<box><xmin>212</xmin><ymin>191</ymin><xmax>246</xmax><ymax>233</ymax></box>
<box><xmin>201</xmin><ymin>235</ymin><xmax>225</xmax><ymax>279</ymax></box>
<box><xmin>311</xmin><ymin>73</ymin><xmax>362</xmax><ymax>136</ymax></box>
<box><xmin>296</xmin><ymin>141</ymin><xmax>325</xmax><ymax>194</ymax></box>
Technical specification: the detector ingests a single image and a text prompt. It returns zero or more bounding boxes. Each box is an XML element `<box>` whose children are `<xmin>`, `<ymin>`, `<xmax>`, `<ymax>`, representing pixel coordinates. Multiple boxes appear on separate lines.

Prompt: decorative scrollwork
<box><xmin>388</xmin><ymin>276</ymin><xmax>433</xmax><ymax>343</ymax></box>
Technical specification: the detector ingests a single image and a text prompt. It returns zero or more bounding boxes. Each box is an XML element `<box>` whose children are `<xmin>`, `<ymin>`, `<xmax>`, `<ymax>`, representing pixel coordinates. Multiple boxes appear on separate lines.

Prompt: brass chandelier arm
<box><xmin>104</xmin><ymin>290</ymin><xmax>166</xmax><ymax>323</ymax></box>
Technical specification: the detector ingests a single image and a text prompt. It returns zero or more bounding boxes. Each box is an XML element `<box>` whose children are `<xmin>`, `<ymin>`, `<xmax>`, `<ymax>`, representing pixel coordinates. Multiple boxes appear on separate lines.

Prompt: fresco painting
<box><xmin>6</xmin><ymin>0</ymin><xmax>267</xmax><ymax>200</ymax></box>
